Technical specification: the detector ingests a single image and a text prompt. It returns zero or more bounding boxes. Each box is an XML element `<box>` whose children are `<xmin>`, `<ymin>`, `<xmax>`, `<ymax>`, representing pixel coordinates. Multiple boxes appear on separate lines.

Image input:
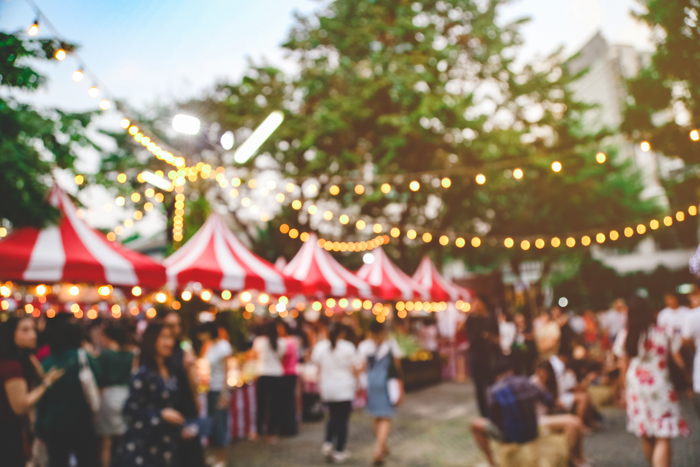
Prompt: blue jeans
<box><xmin>207</xmin><ymin>390</ymin><xmax>229</xmax><ymax>448</ymax></box>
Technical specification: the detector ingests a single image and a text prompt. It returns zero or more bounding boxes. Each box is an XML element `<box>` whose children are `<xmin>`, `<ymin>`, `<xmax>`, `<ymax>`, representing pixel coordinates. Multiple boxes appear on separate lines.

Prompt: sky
<box><xmin>0</xmin><ymin>0</ymin><xmax>652</xmax><ymax>236</ymax></box>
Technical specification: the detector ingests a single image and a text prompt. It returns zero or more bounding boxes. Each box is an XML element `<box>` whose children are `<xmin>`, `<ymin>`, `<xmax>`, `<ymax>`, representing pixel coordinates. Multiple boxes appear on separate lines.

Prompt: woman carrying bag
<box><xmin>358</xmin><ymin>321</ymin><xmax>404</xmax><ymax>466</ymax></box>
<box><xmin>36</xmin><ymin>320</ymin><xmax>102</xmax><ymax>467</ymax></box>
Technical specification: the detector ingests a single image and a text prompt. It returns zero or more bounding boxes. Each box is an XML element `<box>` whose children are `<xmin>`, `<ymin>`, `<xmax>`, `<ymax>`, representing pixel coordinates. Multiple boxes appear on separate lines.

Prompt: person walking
<box><xmin>614</xmin><ymin>296</ymin><xmax>688</xmax><ymax>467</ymax></box>
<box><xmin>277</xmin><ymin>319</ymin><xmax>300</xmax><ymax>436</ymax></box>
<box><xmin>196</xmin><ymin>321</ymin><xmax>233</xmax><ymax>466</ymax></box>
<box><xmin>96</xmin><ymin>323</ymin><xmax>135</xmax><ymax>467</ymax></box>
<box><xmin>251</xmin><ymin>320</ymin><xmax>287</xmax><ymax>442</ymax></box>
<box><xmin>358</xmin><ymin>321</ymin><xmax>404</xmax><ymax>466</ymax></box>
<box><xmin>113</xmin><ymin>322</ymin><xmax>186</xmax><ymax>467</ymax></box>
<box><xmin>464</xmin><ymin>296</ymin><xmax>499</xmax><ymax>417</ymax></box>
<box><xmin>311</xmin><ymin>323</ymin><xmax>358</xmax><ymax>463</ymax></box>
<box><xmin>511</xmin><ymin>313</ymin><xmax>537</xmax><ymax>376</ymax></box>
<box><xmin>164</xmin><ymin>311</ymin><xmax>204</xmax><ymax>467</ymax></box>
<box><xmin>0</xmin><ymin>317</ymin><xmax>63</xmax><ymax>467</ymax></box>
<box><xmin>36</xmin><ymin>320</ymin><xmax>102</xmax><ymax>467</ymax></box>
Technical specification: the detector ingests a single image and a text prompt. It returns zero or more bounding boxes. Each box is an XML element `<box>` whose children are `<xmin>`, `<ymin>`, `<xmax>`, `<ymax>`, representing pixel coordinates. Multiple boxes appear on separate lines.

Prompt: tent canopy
<box><xmin>356</xmin><ymin>247</ymin><xmax>429</xmax><ymax>301</ymax></box>
<box><xmin>0</xmin><ymin>188</ymin><xmax>166</xmax><ymax>288</ymax></box>
<box><xmin>163</xmin><ymin>213</ymin><xmax>300</xmax><ymax>295</ymax></box>
<box><xmin>412</xmin><ymin>256</ymin><xmax>472</xmax><ymax>302</ymax></box>
<box><xmin>283</xmin><ymin>233</ymin><xmax>377</xmax><ymax>299</ymax></box>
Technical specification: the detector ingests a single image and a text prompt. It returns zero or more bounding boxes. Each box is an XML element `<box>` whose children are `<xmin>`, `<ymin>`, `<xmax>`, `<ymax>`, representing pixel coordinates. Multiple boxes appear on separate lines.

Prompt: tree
<box><xmin>621</xmin><ymin>0</ymin><xmax>700</xmax><ymax>248</ymax></box>
<box><xmin>274</xmin><ymin>0</ymin><xmax>657</xmax><ymax>271</ymax></box>
<box><xmin>137</xmin><ymin>0</ymin><xmax>658</xmax><ymax>280</ymax></box>
<box><xmin>0</xmin><ymin>31</ymin><xmax>98</xmax><ymax>228</ymax></box>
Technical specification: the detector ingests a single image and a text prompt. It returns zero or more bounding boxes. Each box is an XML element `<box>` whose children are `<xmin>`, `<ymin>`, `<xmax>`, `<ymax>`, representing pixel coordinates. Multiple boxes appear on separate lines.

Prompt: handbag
<box><xmin>386</xmin><ymin>348</ymin><xmax>403</xmax><ymax>406</ymax></box>
<box><xmin>78</xmin><ymin>348</ymin><xmax>101</xmax><ymax>412</ymax></box>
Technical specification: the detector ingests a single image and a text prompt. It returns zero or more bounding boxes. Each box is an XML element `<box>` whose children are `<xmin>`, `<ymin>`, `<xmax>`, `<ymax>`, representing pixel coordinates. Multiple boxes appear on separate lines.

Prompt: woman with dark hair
<box><xmin>311</xmin><ymin>322</ymin><xmax>358</xmax><ymax>462</ymax></box>
<box><xmin>613</xmin><ymin>296</ymin><xmax>688</xmax><ymax>467</ymax></box>
<box><xmin>96</xmin><ymin>323</ymin><xmax>136</xmax><ymax>467</ymax></box>
<box><xmin>0</xmin><ymin>317</ymin><xmax>63</xmax><ymax>467</ymax></box>
<box><xmin>463</xmin><ymin>295</ymin><xmax>499</xmax><ymax>417</ymax></box>
<box><xmin>36</xmin><ymin>320</ymin><xmax>102</xmax><ymax>467</ymax></box>
<box><xmin>358</xmin><ymin>320</ymin><xmax>404</xmax><ymax>466</ymax></box>
<box><xmin>532</xmin><ymin>360</ymin><xmax>559</xmax><ymax>404</ymax></box>
<box><xmin>251</xmin><ymin>320</ymin><xmax>286</xmax><ymax>442</ymax></box>
<box><xmin>113</xmin><ymin>322</ymin><xmax>186</xmax><ymax>467</ymax></box>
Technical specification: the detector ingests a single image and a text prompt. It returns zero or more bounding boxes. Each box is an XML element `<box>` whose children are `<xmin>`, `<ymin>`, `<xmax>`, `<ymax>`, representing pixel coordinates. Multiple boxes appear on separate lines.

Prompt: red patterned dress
<box><xmin>614</xmin><ymin>325</ymin><xmax>689</xmax><ymax>438</ymax></box>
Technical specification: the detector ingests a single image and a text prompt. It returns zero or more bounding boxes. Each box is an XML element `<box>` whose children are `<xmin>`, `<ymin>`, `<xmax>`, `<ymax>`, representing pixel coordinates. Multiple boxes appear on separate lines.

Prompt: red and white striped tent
<box><xmin>282</xmin><ymin>233</ymin><xmax>377</xmax><ymax>299</ymax></box>
<box><xmin>412</xmin><ymin>256</ymin><xmax>472</xmax><ymax>302</ymax></box>
<box><xmin>163</xmin><ymin>213</ymin><xmax>300</xmax><ymax>295</ymax></box>
<box><xmin>0</xmin><ymin>188</ymin><xmax>166</xmax><ymax>288</ymax></box>
<box><xmin>356</xmin><ymin>247</ymin><xmax>430</xmax><ymax>301</ymax></box>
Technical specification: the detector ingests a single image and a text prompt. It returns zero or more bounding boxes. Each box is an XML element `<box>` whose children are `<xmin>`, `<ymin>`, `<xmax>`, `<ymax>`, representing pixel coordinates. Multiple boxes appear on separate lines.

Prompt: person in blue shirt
<box><xmin>470</xmin><ymin>359</ymin><xmax>589</xmax><ymax>467</ymax></box>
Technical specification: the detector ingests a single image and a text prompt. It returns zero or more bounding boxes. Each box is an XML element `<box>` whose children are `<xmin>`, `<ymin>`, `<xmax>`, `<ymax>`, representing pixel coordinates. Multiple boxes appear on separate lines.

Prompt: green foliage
<box><xmin>622</xmin><ymin>1</ymin><xmax>700</xmax><ymax>248</ymax></box>
<box><xmin>0</xmin><ymin>32</ymin><xmax>99</xmax><ymax>228</ymax></box>
<box><xmin>135</xmin><ymin>0</ymin><xmax>658</xmax><ymax>271</ymax></box>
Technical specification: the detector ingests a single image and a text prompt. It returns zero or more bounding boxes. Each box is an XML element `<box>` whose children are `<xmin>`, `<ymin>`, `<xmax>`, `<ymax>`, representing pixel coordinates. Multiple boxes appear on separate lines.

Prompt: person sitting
<box><xmin>471</xmin><ymin>359</ymin><xmax>588</xmax><ymax>467</ymax></box>
<box><xmin>550</xmin><ymin>353</ymin><xmax>601</xmax><ymax>432</ymax></box>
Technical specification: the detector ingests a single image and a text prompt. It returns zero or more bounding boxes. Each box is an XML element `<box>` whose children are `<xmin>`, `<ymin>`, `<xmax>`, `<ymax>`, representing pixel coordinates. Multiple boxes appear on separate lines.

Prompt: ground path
<box><xmin>223</xmin><ymin>382</ymin><xmax>700</xmax><ymax>466</ymax></box>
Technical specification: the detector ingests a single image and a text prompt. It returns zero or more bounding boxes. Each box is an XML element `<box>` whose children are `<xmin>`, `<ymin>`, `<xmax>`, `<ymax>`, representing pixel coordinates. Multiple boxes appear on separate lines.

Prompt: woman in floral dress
<box><xmin>113</xmin><ymin>322</ymin><xmax>186</xmax><ymax>467</ymax></box>
<box><xmin>614</xmin><ymin>296</ymin><xmax>689</xmax><ymax>467</ymax></box>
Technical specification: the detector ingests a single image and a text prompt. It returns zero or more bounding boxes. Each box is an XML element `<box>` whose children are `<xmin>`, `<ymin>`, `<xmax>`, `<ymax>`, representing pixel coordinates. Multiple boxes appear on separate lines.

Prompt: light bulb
<box><xmin>99</xmin><ymin>99</ymin><xmax>110</xmax><ymax>110</ymax></box>
<box><xmin>88</xmin><ymin>86</ymin><xmax>99</xmax><ymax>98</ymax></box>
<box><xmin>54</xmin><ymin>49</ymin><xmax>66</xmax><ymax>61</ymax></box>
<box><xmin>28</xmin><ymin>21</ymin><xmax>39</xmax><ymax>36</ymax></box>
<box><xmin>72</xmin><ymin>70</ymin><xmax>83</xmax><ymax>82</ymax></box>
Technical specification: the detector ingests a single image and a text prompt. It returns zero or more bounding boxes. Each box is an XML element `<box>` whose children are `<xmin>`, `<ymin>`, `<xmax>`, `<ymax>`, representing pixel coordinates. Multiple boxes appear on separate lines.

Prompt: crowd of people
<box><xmin>467</xmin><ymin>285</ymin><xmax>700</xmax><ymax>467</ymax></box>
<box><xmin>5</xmin><ymin>285</ymin><xmax>700</xmax><ymax>467</ymax></box>
<box><xmin>0</xmin><ymin>308</ymin><xmax>405</xmax><ymax>467</ymax></box>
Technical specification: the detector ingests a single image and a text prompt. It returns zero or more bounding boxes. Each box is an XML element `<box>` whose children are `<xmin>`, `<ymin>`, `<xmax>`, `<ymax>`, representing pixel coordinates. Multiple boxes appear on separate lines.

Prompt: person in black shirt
<box><xmin>464</xmin><ymin>295</ymin><xmax>500</xmax><ymax>417</ymax></box>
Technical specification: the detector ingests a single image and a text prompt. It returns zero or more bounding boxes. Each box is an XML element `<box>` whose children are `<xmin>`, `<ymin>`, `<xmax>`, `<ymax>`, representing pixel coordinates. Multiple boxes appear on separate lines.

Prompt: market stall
<box><xmin>412</xmin><ymin>256</ymin><xmax>473</xmax><ymax>381</ymax></box>
<box><xmin>163</xmin><ymin>213</ymin><xmax>301</xmax><ymax>295</ymax></box>
<box><xmin>356</xmin><ymin>247</ymin><xmax>429</xmax><ymax>301</ymax></box>
<box><xmin>282</xmin><ymin>233</ymin><xmax>377</xmax><ymax>299</ymax></box>
<box><xmin>0</xmin><ymin>187</ymin><xmax>166</xmax><ymax>288</ymax></box>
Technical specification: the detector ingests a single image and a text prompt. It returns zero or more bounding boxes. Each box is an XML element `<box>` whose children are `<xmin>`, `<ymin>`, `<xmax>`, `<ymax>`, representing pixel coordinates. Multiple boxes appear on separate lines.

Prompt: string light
<box><xmin>409</xmin><ymin>181</ymin><xmax>420</xmax><ymax>191</ymax></box>
<box><xmin>54</xmin><ymin>48</ymin><xmax>66</xmax><ymax>60</ymax></box>
<box><xmin>471</xmin><ymin>237</ymin><xmax>481</xmax><ymax>247</ymax></box>
<box><xmin>475</xmin><ymin>174</ymin><xmax>486</xmax><ymax>185</ymax></box>
<box><xmin>640</xmin><ymin>141</ymin><xmax>651</xmax><ymax>152</ymax></box>
<box><xmin>381</xmin><ymin>183</ymin><xmax>391</xmax><ymax>193</ymax></box>
<box><xmin>88</xmin><ymin>86</ymin><xmax>99</xmax><ymax>98</ymax></box>
<box><xmin>504</xmin><ymin>238</ymin><xmax>514</xmax><ymax>248</ymax></box>
<box><xmin>99</xmin><ymin>99</ymin><xmax>110</xmax><ymax>110</ymax></box>
<box><xmin>72</xmin><ymin>69</ymin><xmax>83</xmax><ymax>82</ymax></box>
<box><xmin>28</xmin><ymin>20</ymin><xmax>39</xmax><ymax>36</ymax></box>
<box><xmin>551</xmin><ymin>161</ymin><xmax>562</xmax><ymax>172</ymax></box>
<box><xmin>691</xmin><ymin>130</ymin><xmax>700</xmax><ymax>142</ymax></box>
<box><xmin>513</xmin><ymin>169</ymin><xmax>523</xmax><ymax>179</ymax></box>
<box><xmin>596</xmin><ymin>152</ymin><xmax>606</xmax><ymax>163</ymax></box>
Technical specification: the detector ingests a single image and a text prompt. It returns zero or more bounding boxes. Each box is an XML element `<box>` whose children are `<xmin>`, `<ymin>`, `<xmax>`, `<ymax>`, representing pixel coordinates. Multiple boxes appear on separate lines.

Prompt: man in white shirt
<box><xmin>682</xmin><ymin>283</ymin><xmax>700</xmax><ymax>416</ymax></box>
<box><xmin>600</xmin><ymin>299</ymin><xmax>628</xmax><ymax>344</ymax></box>
<box><xmin>657</xmin><ymin>291</ymin><xmax>691</xmax><ymax>338</ymax></box>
